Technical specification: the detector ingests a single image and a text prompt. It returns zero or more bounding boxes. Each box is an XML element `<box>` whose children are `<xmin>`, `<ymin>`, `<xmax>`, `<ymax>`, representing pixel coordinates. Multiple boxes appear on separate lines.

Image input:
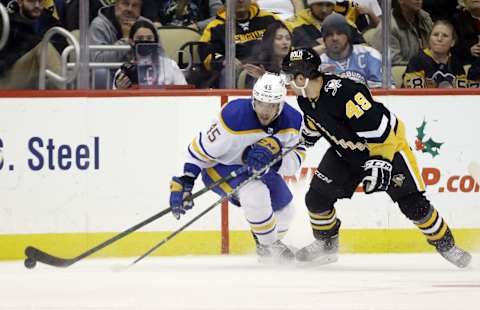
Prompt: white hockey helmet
<box><xmin>252</xmin><ymin>73</ymin><xmax>287</xmax><ymax>123</ymax></box>
<box><xmin>253</xmin><ymin>73</ymin><xmax>287</xmax><ymax>104</ymax></box>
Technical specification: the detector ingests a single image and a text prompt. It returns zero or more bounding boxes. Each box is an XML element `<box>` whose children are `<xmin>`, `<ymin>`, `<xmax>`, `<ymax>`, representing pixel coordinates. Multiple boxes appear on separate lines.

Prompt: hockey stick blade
<box><xmin>25</xmin><ymin>246</ymin><xmax>75</xmax><ymax>268</ymax></box>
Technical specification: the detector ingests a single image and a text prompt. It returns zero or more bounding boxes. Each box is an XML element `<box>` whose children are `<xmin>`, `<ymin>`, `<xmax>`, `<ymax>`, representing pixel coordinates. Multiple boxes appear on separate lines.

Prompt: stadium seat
<box><xmin>157</xmin><ymin>26</ymin><xmax>201</xmax><ymax>64</ymax></box>
<box><xmin>392</xmin><ymin>65</ymin><xmax>406</xmax><ymax>88</ymax></box>
<box><xmin>237</xmin><ymin>68</ymin><xmax>249</xmax><ymax>89</ymax></box>
<box><xmin>362</xmin><ymin>27</ymin><xmax>378</xmax><ymax>47</ymax></box>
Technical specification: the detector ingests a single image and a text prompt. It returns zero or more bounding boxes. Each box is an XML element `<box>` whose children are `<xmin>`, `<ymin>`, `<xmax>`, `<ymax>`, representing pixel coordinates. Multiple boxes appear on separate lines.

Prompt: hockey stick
<box><xmin>129</xmin><ymin>142</ymin><xmax>301</xmax><ymax>266</ymax></box>
<box><xmin>24</xmin><ymin>166</ymin><xmax>247</xmax><ymax>269</ymax></box>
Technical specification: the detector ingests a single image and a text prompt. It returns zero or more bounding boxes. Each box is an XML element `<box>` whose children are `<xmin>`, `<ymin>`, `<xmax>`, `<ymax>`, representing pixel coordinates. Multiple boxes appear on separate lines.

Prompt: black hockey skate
<box><xmin>256</xmin><ymin>240</ymin><xmax>295</xmax><ymax>264</ymax></box>
<box><xmin>295</xmin><ymin>235</ymin><xmax>339</xmax><ymax>265</ymax></box>
<box><xmin>437</xmin><ymin>246</ymin><xmax>472</xmax><ymax>268</ymax></box>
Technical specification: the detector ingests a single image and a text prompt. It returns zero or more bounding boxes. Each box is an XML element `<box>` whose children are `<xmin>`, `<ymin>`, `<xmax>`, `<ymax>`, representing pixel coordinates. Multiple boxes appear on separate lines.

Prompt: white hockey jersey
<box><xmin>183</xmin><ymin>98</ymin><xmax>305</xmax><ymax>178</ymax></box>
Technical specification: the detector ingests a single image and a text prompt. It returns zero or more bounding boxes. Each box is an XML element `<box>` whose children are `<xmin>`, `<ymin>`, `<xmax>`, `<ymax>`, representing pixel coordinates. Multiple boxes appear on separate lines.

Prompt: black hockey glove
<box><xmin>169</xmin><ymin>175</ymin><xmax>195</xmax><ymax>220</ymax></box>
<box><xmin>362</xmin><ymin>158</ymin><xmax>392</xmax><ymax>194</ymax></box>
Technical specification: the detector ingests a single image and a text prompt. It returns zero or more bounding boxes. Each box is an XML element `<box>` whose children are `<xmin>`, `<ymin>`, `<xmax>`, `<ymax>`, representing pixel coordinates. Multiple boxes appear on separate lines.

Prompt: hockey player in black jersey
<box><xmin>283</xmin><ymin>47</ymin><xmax>472</xmax><ymax>268</ymax></box>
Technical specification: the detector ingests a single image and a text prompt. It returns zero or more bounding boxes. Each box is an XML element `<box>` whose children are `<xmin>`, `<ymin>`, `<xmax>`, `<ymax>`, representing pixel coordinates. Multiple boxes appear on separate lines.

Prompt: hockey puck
<box><xmin>24</xmin><ymin>258</ymin><xmax>37</xmax><ymax>269</ymax></box>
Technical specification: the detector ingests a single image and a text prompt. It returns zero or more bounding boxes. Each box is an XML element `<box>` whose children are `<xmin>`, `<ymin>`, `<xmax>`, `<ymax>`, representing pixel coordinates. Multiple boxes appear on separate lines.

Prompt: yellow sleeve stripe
<box><xmin>277</xmin><ymin>128</ymin><xmax>300</xmax><ymax>135</ymax></box>
<box><xmin>294</xmin><ymin>149</ymin><xmax>306</xmax><ymax>161</ymax></box>
<box><xmin>191</xmin><ymin>138</ymin><xmax>211</xmax><ymax>162</ymax></box>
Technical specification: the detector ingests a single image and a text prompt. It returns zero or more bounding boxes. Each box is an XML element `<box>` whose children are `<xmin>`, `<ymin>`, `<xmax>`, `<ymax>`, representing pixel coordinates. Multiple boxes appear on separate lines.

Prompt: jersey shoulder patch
<box><xmin>323</xmin><ymin>77</ymin><xmax>343</xmax><ymax>96</ymax></box>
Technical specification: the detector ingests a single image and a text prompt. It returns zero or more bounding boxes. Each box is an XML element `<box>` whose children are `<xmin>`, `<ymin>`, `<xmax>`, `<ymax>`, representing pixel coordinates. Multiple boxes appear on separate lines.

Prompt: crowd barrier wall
<box><xmin>0</xmin><ymin>89</ymin><xmax>479</xmax><ymax>260</ymax></box>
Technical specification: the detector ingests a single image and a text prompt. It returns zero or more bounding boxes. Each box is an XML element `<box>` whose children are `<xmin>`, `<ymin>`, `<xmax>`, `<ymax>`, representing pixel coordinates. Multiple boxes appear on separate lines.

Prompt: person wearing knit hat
<box><xmin>319</xmin><ymin>13</ymin><xmax>383</xmax><ymax>88</ymax></box>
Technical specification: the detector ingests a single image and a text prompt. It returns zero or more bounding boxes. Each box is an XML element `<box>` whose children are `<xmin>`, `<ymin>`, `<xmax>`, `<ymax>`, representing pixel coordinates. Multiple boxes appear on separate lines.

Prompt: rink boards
<box><xmin>0</xmin><ymin>92</ymin><xmax>479</xmax><ymax>260</ymax></box>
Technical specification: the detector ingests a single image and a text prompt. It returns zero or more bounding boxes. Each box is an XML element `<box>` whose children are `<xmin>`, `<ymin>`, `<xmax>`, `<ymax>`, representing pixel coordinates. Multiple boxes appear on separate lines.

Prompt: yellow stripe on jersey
<box><xmin>401</xmin><ymin>145</ymin><xmax>426</xmax><ymax>191</ymax></box>
<box><xmin>277</xmin><ymin>128</ymin><xmax>300</xmax><ymax>135</ymax></box>
<box><xmin>191</xmin><ymin>138</ymin><xmax>212</xmax><ymax>162</ymax></box>
<box><xmin>205</xmin><ymin>167</ymin><xmax>234</xmax><ymax>193</ymax></box>
<box><xmin>219</xmin><ymin>113</ymin><xmax>268</xmax><ymax>135</ymax></box>
<box><xmin>294</xmin><ymin>149</ymin><xmax>306</xmax><ymax>161</ymax></box>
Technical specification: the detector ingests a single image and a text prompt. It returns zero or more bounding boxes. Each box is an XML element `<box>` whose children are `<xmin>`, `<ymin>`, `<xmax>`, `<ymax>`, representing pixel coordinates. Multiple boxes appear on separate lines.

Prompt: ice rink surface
<box><xmin>1</xmin><ymin>254</ymin><xmax>479</xmax><ymax>310</ymax></box>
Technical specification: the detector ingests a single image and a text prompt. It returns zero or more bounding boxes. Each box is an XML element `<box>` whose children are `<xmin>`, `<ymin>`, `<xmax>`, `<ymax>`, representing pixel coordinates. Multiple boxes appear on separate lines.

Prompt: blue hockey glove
<box><xmin>245</xmin><ymin>136</ymin><xmax>282</xmax><ymax>175</ymax></box>
<box><xmin>362</xmin><ymin>158</ymin><xmax>392</xmax><ymax>194</ymax></box>
<box><xmin>169</xmin><ymin>175</ymin><xmax>195</xmax><ymax>220</ymax></box>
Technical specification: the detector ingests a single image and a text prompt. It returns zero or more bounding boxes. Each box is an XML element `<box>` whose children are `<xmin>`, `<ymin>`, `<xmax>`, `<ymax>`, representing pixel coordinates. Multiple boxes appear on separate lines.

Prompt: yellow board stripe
<box><xmin>416</xmin><ymin>209</ymin><xmax>438</xmax><ymax>229</ymax></box>
<box><xmin>2</xmin><ymin>229</ymin><xmax>480</xmax><ymax>260</ymax></box>
<box><xmin>205</xmin><ymin>167</ymin><xmax>233</xmax><ymax>193</ymax></box>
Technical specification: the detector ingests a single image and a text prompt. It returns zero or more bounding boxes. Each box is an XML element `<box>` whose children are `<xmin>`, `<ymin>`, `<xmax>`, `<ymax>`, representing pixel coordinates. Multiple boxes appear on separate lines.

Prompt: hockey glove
<box><xmin>169</xmin><ymin>175</ymin><xmax>195</xmax><ymax>220</ymax></box>
<box><xmin>362</xmin><ymin>158</ymin><xmax>392</xmax><ymax>194</ymax></box>
<box><xmin>245</xmin><ymin>136</ymin><xmax>282</xmax><ymax>175</ymax></box>
<box><xmin>300</xmin><ymin>124</ymin><xmax>321</xmax><ymax>148</ymax></box>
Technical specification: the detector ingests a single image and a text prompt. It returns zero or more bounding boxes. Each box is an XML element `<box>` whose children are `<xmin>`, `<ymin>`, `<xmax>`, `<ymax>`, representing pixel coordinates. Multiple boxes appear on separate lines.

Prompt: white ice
<box><xmin>1</xmin><ymin>254</ymin><xmax>479</xmax><ymax>310</ymax></box>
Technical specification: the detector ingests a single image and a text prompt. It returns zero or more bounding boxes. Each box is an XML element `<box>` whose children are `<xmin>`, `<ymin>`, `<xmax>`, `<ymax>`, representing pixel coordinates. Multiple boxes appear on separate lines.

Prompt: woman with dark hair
<box><xmin>243</xmin><ymin>21</ymin><xmax>292</xmax><ymax>87</ymax></box>
<box><xmin>113</xmin><ymin>19</ymin><xmax>186</xmax><ymax>89</ymax></box>
<box><xmin>403</xmin><ymin>20</ymin><xmax>467</xmax><ymax>88</ymax></box>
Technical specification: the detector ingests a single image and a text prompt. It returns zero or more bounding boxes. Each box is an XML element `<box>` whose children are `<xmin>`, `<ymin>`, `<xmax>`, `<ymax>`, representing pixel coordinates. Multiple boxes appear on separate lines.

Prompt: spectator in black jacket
<box><xmin>0</xmin><ymin>0</ymin><xmax>61</xmax><ymax>89</ymax></box>
<box><xmin>452</xmin><ymin>0</ymin><xmax>480</xmax><ymax>65</ymax></box>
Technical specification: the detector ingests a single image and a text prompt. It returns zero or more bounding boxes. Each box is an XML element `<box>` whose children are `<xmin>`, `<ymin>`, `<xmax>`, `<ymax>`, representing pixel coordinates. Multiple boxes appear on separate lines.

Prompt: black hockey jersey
<box><xmin>403</xmin><ymin>48</ymin><xmax>467</xmax><ymax>88</ymax></box>
<box><xmin>298</xmin><ymin>74</ymin><xmax>406</xmax><ymax>167</ymax></box>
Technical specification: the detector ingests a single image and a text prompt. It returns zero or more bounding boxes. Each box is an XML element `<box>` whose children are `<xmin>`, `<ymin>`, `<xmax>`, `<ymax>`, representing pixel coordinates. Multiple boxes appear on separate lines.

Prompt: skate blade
<box><xmin>295</xmin><ymin>253</ymin><xmax>338</xmax><ymax>267</ymax></box>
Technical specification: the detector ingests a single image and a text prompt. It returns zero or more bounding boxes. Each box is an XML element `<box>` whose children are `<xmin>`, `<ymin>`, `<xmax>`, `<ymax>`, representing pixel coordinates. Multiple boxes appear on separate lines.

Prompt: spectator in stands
<box><xmin>64</xmin><ymin>0</ymin><xmax>111</xmax><ymax>31</ymax></box>
<box><xmin>290</xmin><ymin>0</ymin><xmax>364</xmax><ymax>56</ymax></box>
<box><xmin>113</xmin><ymin>19</ymin><xmax>186</xmax><ymax>89</ymax></box>
<box><xmin>255</xmin><ymin>0</ymin><xmax>305</xmax><ymax>20</ymax></box>
<box><xmin>199</xmin><ymin>0</ymin><xmax>281</xmax><ymax>88</ymax></box>
<box><xmin>89</xmin><ymin>0</ymin><xmax>148</xmax><ymax>63</ymax></box>
<box><xmin>0</xmin><ymin>0</ymin><xmax>62</xmax><ymax>89</ymax></box>
<box><xmin>422</xmin><ymin>0</ymin><xmax>459</xmax><ymax>22</ymax></box>
<box><xmin>319</xmin><ymin>13</ymin><xmax>383</xmax><ymax>88</ymax></box>
<box><xmin>403</xmin><ymin>20</ymin><xmax>467</xmax><ymax>88</ymax></box>
<box><xmin>139</xmin><ymin>0</ymin><xmax>223</xmax><ymax>32</ymax></box>
<box><xmin>468</xmin><ymin>57</ymin><xmax>480</xmax><ymax>87</ymax></box>
<box><xmin>242</xmin><ymin>20</ymin><xmax>292</xmax><ymax>87</ymax></box>
<box><xmin>372</xmin><ymin>0</ymin><xmax>433</xmax><ymax>65</ymax></box>
<box><xmin>452</xmin><ymin>0</ymin><xmax>480</xmax><ymax>65</ymax></box>
<box><xmin>353</xmin><ymin>0</ymin><xmax>382</xmax><ymax>29</ymax></box>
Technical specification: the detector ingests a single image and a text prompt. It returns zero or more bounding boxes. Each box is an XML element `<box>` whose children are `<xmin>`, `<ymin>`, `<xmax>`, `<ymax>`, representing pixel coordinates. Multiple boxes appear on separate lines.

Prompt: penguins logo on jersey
<box><xmin>324</xmin><ymin>79</ymin><xmax>342</xmax><ymax>96</ymax></box>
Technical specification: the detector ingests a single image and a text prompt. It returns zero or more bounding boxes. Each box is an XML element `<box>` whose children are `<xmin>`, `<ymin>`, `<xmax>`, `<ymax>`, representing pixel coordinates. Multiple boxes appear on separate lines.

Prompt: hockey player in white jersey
<box><xmin>169</xmin><ymin>73</ymin><xmax>306</xmax><ymax>264</ymax></box>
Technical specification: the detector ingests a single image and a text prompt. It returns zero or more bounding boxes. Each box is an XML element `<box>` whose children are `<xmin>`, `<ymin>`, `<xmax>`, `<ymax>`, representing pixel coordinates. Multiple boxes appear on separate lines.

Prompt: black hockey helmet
<box><xmin>282</xmin><ymin>48</ymin><xmax>322</xmax><ymax>80</ymax></box>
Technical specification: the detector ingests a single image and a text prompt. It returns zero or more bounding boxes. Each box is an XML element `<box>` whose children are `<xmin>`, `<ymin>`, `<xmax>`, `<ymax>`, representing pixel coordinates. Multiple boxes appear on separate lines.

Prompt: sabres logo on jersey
<box><xmin>324</xmin><ymin>79</ymin><xmax>342</xmax><ymax>96</ymax></box>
